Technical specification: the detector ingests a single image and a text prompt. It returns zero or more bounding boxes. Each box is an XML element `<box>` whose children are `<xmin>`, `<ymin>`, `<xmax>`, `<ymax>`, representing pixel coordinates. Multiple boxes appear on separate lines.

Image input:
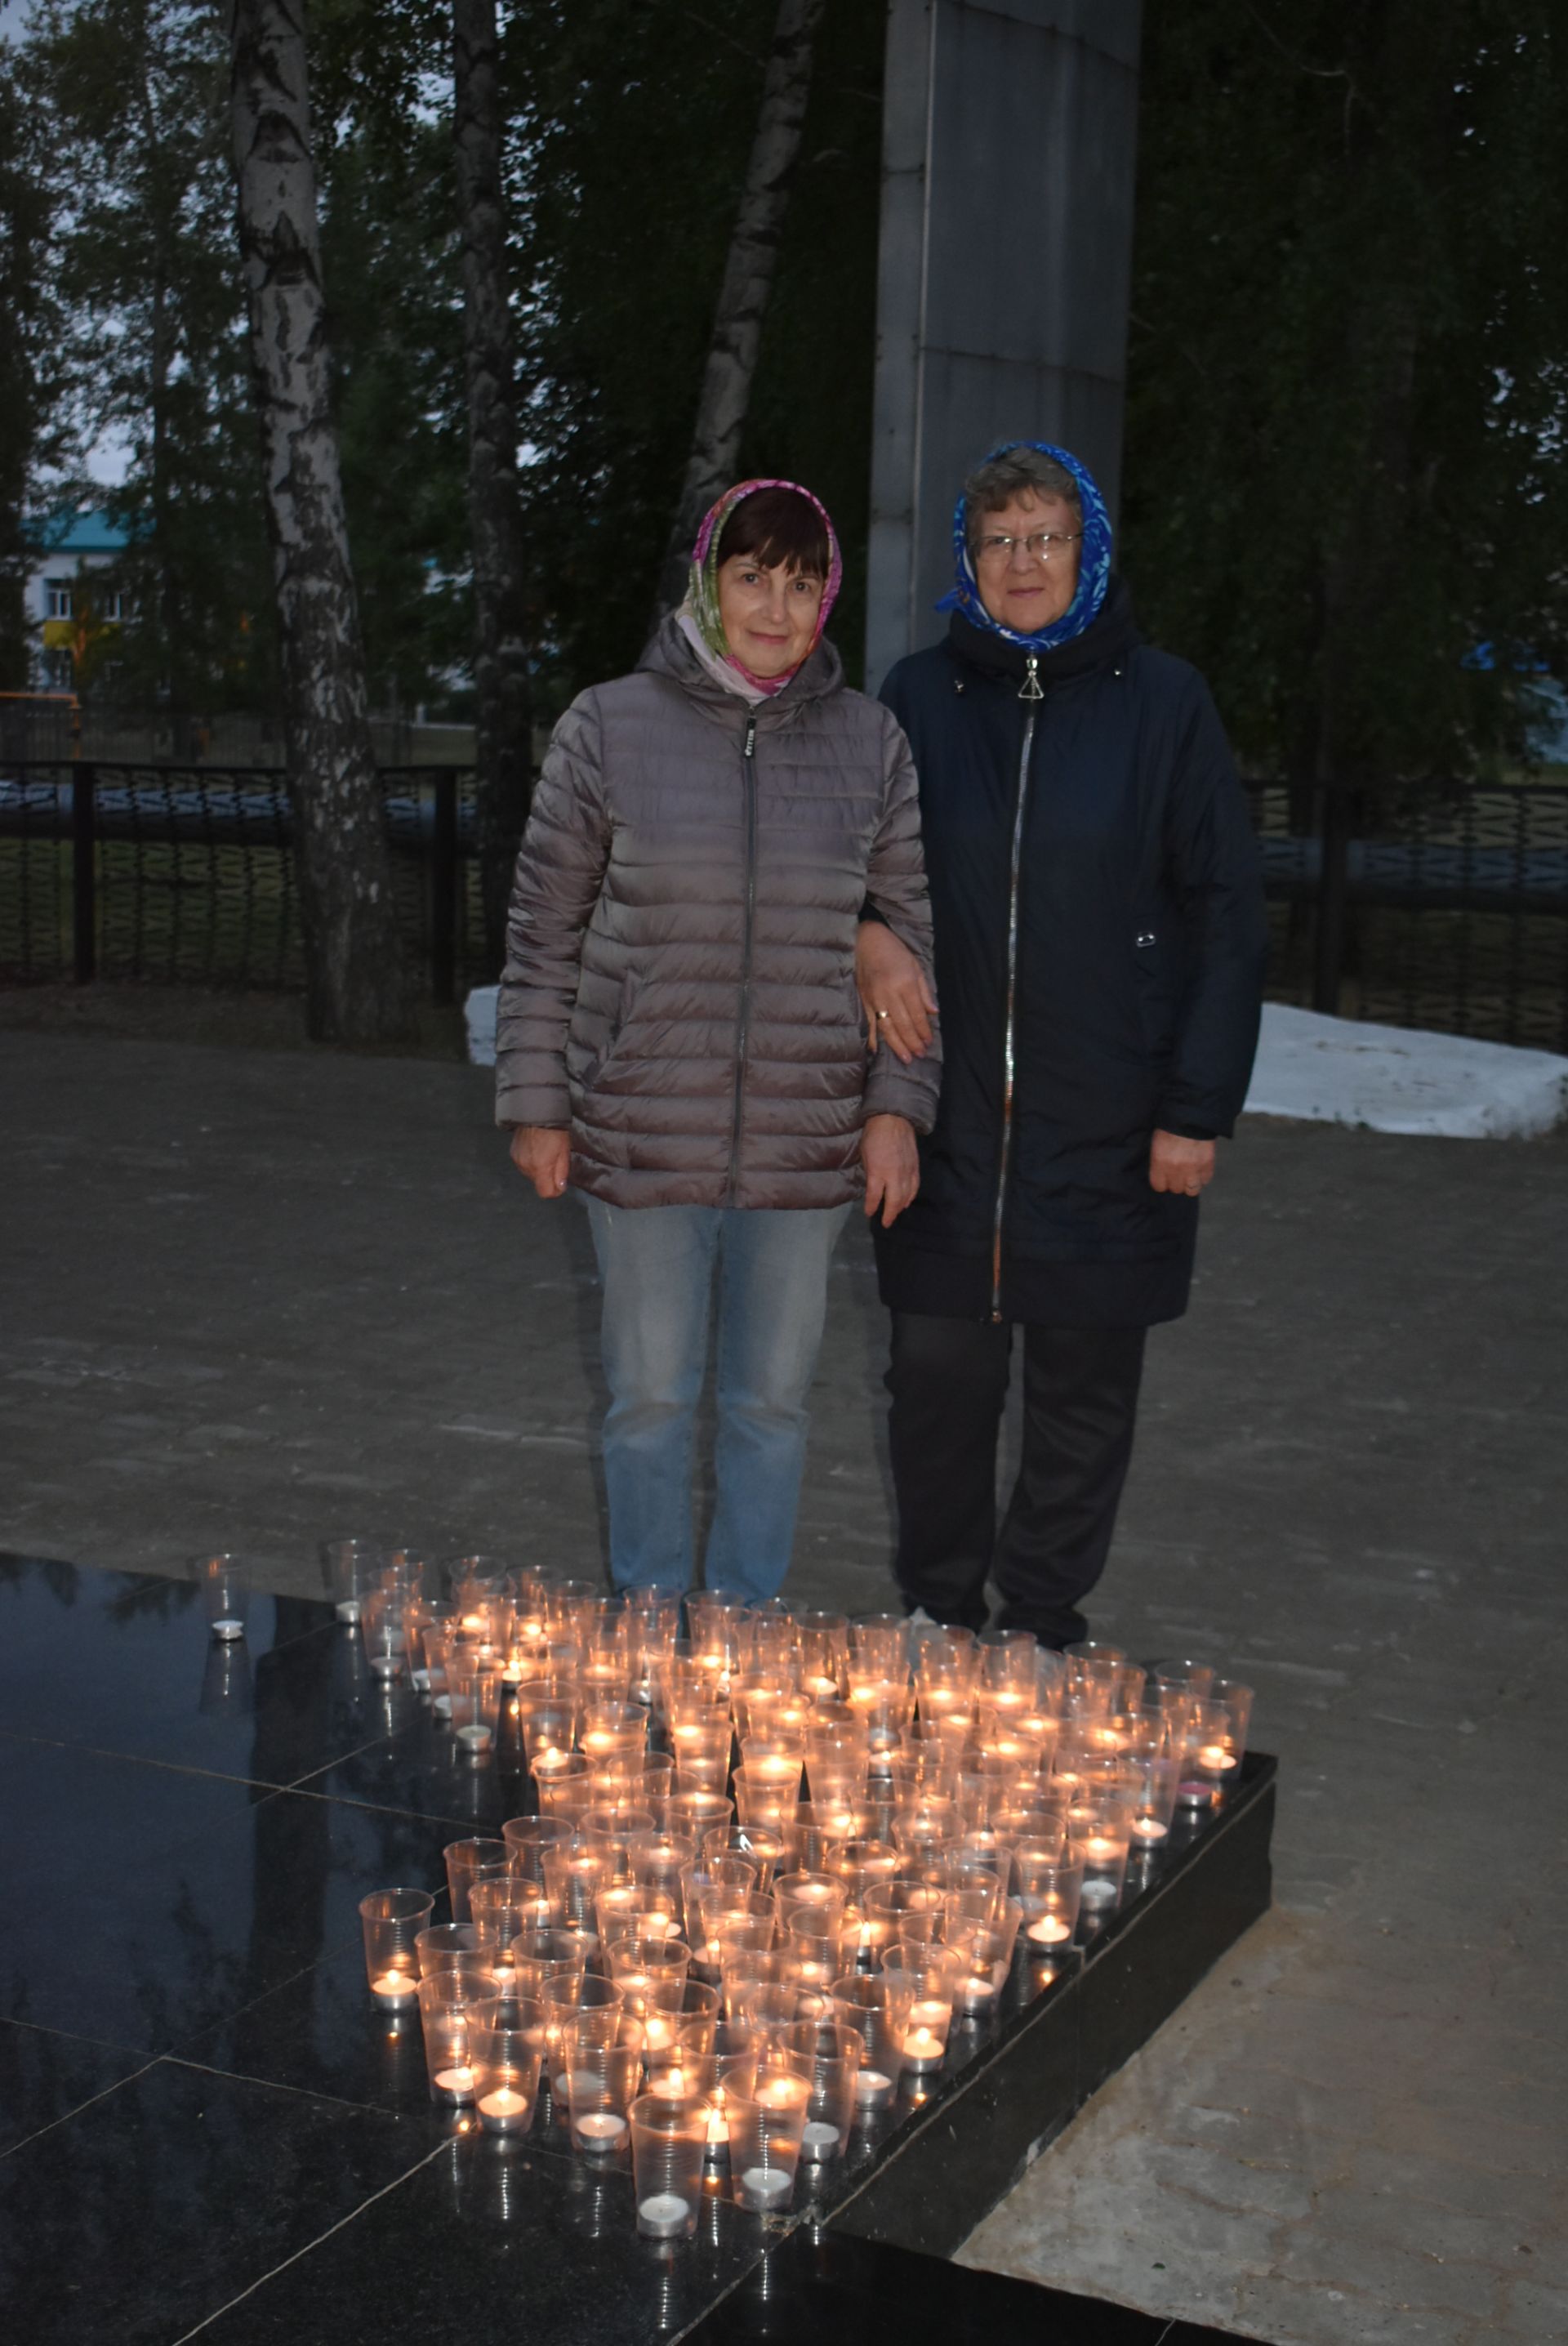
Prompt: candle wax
<box><xmin>1028</xmin><ymin>1916</ymin><xmax>1071</xmax><ymax>1945</ymax></box>
<box><xmin>1131</xmin><ymin>1817</ymin><xmax>1169</xmax><ymax>1842</ymax></box>
<box><xmin>575</xmin><ymin>2112</ymin><xmax>628</xmax><ymax>2148</ymax></box>
<box><xmin>853</xmin><ymin>2067</ymin><xmax>894</xmax><ymax>2103</ymax></box>
<box><xmin>479</xmin><ymin>2087</ymin><xmax>532</xmax><ymax>2130</ymax></box>
<box><xmin>637</xmin><ymin>2193</ymin><xmax>692</xmax><ymax>2235</ymax></box>
<box><xmin>434</xmin><ymin>2065</ymin><xmax>475</xmax><ymax>2096</ymax></box>
<box><xmin>800</xmin><ymin>2121</ymin><xmax>841</xmax><ymax>2156</ymax></box>
<box><xmin>739</xmin><ymin>2165</ymin><xmax>792</xmax><ymax>2204</ymax></box>
<box><xmin>369</xmin><ymin>1969</ymin><xmax>416</xmax><ymax>2004</ymax></box>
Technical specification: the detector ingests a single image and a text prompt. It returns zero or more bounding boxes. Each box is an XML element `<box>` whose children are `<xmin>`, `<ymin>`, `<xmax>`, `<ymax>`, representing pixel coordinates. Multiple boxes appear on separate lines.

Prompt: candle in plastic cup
<box><xmin>630</xmin><ymin>2090</ymin><xmax>708</xmax><ymax>2238</ymax></box>
<box><xmin>359</xmin><ymin>1887</ymin><xmax>434</xmax><ymax>2009</ymax></box>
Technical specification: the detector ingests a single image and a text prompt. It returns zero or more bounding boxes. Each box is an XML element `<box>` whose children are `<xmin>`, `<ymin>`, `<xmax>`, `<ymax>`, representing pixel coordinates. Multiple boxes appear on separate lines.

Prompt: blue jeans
<box><xmin>583</xmin><ymin>1199</ymin><xmax>851</xmax><ymax>1603</ymax></box>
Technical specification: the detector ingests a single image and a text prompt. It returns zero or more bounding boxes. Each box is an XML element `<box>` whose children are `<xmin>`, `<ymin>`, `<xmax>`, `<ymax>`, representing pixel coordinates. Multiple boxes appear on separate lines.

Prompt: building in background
<box><xmin>22</xmin><ymin>508</ymin><xmax>131</xmax><ymax>691</ymax></box>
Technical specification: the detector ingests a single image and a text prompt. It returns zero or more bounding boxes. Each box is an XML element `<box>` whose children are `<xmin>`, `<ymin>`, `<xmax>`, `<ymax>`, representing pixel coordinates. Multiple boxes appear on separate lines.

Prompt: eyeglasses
<box><xmin>974</xmin><ymin>529</ymin><xmax>1082</xmax><ymax>565</ymax></box>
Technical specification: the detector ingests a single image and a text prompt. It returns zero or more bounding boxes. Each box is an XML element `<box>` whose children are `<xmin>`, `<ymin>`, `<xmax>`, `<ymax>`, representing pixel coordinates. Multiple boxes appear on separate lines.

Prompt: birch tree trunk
<box><xmin>653</xmin><ymin>0</ymin><xmax>826</xmax><ymax>617</ymax></box>
<box><xmin>225</xmin><ymin>0</ymin><xmax>412</xmax><ymax>1044</ymax></box>
<box><xmin>453</xmin><ymin>0</ymin><xmax>532</xmax><ymax>971</ymax></box>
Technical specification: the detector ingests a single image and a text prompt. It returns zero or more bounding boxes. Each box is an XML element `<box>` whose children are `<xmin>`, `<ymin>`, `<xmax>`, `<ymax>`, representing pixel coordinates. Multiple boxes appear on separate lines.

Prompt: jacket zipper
<box><xmin>726</xmin><ymin>713</ymin><xmax>759</xmax><ymax>1203</ymax></box>
<box><xmin>991</xmin><ymin>657</ymin><xmax>1040</xmax><ymax>1320</ymax></box>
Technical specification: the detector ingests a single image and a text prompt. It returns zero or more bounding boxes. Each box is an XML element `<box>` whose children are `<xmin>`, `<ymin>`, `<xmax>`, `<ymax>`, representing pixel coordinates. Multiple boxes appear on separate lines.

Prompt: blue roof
<box><xmin>27</xmin><ymin>508</ymin><xmax>132</xmax><ymax>557</ymax></box>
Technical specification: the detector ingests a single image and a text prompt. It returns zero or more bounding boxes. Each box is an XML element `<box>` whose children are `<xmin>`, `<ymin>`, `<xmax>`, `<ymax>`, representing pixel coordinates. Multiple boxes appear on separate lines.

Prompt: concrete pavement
<box><xmin>2</xmin><ymin>1028</ymin><xmax>1565</xmax><ymax>2343</ymax></box>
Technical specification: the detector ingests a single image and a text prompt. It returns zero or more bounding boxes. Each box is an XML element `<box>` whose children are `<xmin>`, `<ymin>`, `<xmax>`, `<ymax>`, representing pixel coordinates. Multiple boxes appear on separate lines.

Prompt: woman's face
<box><xmin>716</xmin><ymin>555</ymin><xmax>825</xmax><ymax>678</ymax></box>
<box><xmin>972</xmin><ymin>490</ymin><xmax>1082</xmax><ymax>633</ymax></box>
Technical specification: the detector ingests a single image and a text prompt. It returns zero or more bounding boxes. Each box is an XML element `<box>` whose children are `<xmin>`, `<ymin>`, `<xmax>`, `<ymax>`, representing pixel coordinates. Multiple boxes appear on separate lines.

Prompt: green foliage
<box><xmin>506</xmin><ymin>0</ymin><xmax>883</xmax><ymax>707</ymax></box>
<box><xmin>21</xmin><ymin>0</ymin><xmax>274</xmax><ymax>712</ymax></box>
<box><xmin>0</xmin><ymin>64</ymin><xmax>67</xmax><ymax>688</ymax></box>
<box><xmin>318</xmin><ymin>126</ymin><xmax>471</xmax><ymax>714</ymax></box>
<box><xmin>1123</xmin><ymin>2</ymin><xmax>1568</xmax><ymax>778</ymax></box>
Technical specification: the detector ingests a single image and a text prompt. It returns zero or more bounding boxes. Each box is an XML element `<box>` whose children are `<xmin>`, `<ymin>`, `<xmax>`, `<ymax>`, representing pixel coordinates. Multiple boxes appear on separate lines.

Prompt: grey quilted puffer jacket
<box><xmin>495</xmin><ymin>617</ymin><xmax>940</xmax><ymax>1209</ymax></box>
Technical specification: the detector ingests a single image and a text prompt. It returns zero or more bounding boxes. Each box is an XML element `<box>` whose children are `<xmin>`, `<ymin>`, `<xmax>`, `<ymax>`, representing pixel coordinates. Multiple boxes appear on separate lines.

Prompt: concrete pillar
<box><xmin>866</xmin><ymin>0</ymin><xmax>1142</xmax><ymax>685</ymax></box>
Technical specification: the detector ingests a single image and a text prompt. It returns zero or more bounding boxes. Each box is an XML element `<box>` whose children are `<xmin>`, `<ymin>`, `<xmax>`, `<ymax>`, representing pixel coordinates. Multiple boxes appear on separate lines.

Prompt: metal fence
<box><xmin>0</xmin><ymin>761</ymin><xmax>486</xmax><ymax>1002</ymax></box>
<box><xmin>1242</xmin><ymin>779</ymin><xmax>1568</xmax><ymax>1051</ymax></box>
<box><xmin>2</xmin><ymin>760</ymin><xmax>1566</xmax><ymax>1050</ymax></box>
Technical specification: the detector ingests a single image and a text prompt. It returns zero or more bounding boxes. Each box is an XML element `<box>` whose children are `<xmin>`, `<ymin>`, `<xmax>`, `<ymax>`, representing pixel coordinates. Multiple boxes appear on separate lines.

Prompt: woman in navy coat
<box><xmin>856</xmin><ymin>440</ymin><xmax>1268</xmax><ymax>1649</ymax></box>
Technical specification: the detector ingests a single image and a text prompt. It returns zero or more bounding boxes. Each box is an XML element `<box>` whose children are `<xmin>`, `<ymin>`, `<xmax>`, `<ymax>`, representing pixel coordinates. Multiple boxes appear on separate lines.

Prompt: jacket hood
<box><xmin>938</xmin><ymin>439</ymin><xmax>1114</xmax><ymax>653</ymax></box>
<box><xmin>947</xmin><ymin>573</ymin><xmax>1139</xmax><ymax>686</ymax></box>
<box><xmin>639</xmin><ymin>609</ymin><xmax>845</xmax><ymax>718</ymax></box>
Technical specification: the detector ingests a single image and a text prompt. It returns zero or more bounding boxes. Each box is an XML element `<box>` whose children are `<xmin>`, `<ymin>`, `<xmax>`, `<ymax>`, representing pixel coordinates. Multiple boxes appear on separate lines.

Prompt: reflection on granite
<box><xmin>0</xmin><ymin>1551</ymin><xmax>1269</xmax><ymax>2346</ymax></box>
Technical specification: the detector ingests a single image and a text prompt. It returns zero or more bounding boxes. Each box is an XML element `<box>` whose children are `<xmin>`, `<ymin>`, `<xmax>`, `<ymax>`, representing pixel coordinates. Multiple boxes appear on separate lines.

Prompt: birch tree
<box><xmin>453</xmin><ymin>0</ymin><xmax>532</xmax><ymax>968</ymax></box>
<box><xmin>653</xmin><ymin>0</ymin><xmax>826</xmax><ymax>616</ymax></box>
<box><xmin>225</xmin><ymin>0</ymin><xmax>411</xmax><ymax>1043</ymax></box>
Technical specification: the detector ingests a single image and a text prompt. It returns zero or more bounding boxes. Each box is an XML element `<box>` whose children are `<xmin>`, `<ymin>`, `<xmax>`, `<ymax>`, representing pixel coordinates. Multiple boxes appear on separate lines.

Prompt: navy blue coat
<box><xmin>874</xmin><ymin>582</ymin><xmax>1268</xmax><ymax>1329</ymax></box>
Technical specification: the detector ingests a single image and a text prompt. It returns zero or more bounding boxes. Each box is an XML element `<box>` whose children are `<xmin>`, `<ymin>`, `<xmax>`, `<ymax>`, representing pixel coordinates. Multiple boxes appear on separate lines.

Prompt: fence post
<box><xmin>71</xmin><ymin>760</ymin><xmax>96</xmax><ymax>985</ymax></box>
<box><xmin>430</xmin><ymin>769</ymin><xmax>457</xmax><ymax>1006</ymax></box>
<box><xmin>1312</xmin><ymin>781</ymin><xmax>1350</xmax><ymax>1017</ymax></box>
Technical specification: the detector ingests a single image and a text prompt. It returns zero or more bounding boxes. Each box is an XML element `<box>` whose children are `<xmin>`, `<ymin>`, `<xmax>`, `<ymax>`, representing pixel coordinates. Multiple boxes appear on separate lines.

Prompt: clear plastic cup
<box><xmin>828</xmin><ymin>1974</ymin><xmax>911</xmax><ymax>2112</ymax></box>
<box><xmin>443</xmin><ymin>1835</ymin><xmax>511</xmax><ymax>1925</ymax></box>
<box><xmin>416</xmin><ymin>1972</ymin><xmax>499</xmax><ymax>2103</ymax></box>
<box><xmin>470</xmin><ymin>1998</ymin><xmax>546</xmax><ymax>2134</ymax></box>
<box><xmin>501</xmin><ymin>1813</ymin><xmax>572</xmax><ymax>1886</ymax></box>
<box><xmin>724</xmin><ymin>2062</ymin><xmax>811</xmax><ymax>2211</ymax></box>
<box><xmin>414</xmin><ymin>1923</ymin><xmax>484</xmax><ymax>1978</ymax></box>
<box><xmin>563</xmin><ymin>2016</ymin><xmax>644</xmax><ymax>2155</ymax></box>
<box><xmin>198</xmin><ymin>1553</ymin><xmax>250</xmax><ymax>1642</ymax></box>
<box><xmin>359</xmin><ymin>1887</ymin><xmax>434</xmax><ymax>2009</ymax></box>
<box><xmin>630</xmin><ymin>2090</ymin><xmax>710</xmax><ymax>2237</ymax></box>
<box><xmin>881</xmin><ymin>1942</ymin><xmax>964</xmax><ymax>2075</ymax></box>
<box><xmin>779</xmin><ymin>2017</ymin><xmax>862</xmax><ymax>2159</ymax></box>
<box><xmin>510</xmin><ymin>1926</ymin><xmax>588</xmax><ymax>2004</ymax></box>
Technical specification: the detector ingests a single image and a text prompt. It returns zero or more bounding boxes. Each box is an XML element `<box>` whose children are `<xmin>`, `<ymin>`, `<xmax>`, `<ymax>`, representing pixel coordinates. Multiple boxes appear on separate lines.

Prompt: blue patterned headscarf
<box><xmin>937</xmin><ymin>439</ymin><xmax>1112</xmax><ymax>652</ymax></box>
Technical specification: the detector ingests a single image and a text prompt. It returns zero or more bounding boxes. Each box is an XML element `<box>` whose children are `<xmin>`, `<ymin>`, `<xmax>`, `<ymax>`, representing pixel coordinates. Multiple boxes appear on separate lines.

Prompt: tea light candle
<box><xmin>575</xmin><ymin>2112</ymin><xmax>628</xmax><ymax>2150</ymax></box>
<box><xmin>739</xmin><ymin>2165</ymin><xmax>792</xmax><ymax>2206</ymax></box>
<box><xmin>1130</xmin><ymin>1816</ymin><xmax>1168</xmax><ymax>1843</ymax></box>
<box><xmin>434</xmin><ymin>2064</ymin><xmax>475</xmax><ymax>2100</ymax></box>
<box><xmin>1083</xmin><ymin>1834</ymin><xmax>1121</xmax><ymax>1865</ymax></box>
<box><xmin>706</xmin><ymin>2093</ymin><xmax>729</xmax><ymax>2151</ymax></box>
<box><xmin>533</xmin><ymin>1746</ymin><xmax>572</xmax><ymax>1773</ymax></box>
<box><xmin>370</xmin><ymin>1969</ymin><xmax>417</xmax><ymax>2009</ymax></box>
<box><xmin>800</xmin><ymin>2121</ymin><xmax>841</xmax><ymax>2158</ymax></box>
<box><xmin>1027</xmin><ymin>1914</ymin><xmax>1071</xmax><ymax>1947</ymax></box>
<box><xmin>901</xmin><ymin>2024</ymin><xmax>945</xmax><ymax>2072</ymax></box>
<box><xmin>1198</xmin><ymin>1744</ymin><xmax>1238</xmax><ymax>1773</ymax></box>
<box><xmin>956</xmin><ymin>1971</ymin><xmax>997</xmax><ymax>2016</ymax></box>
<box><xmin>637</xmin><ymin>2192</ymin><xmax>691</xmax><ymax>2237</ymax></box>
<box><xmin>853</xmin><ymin>2067</ymin><xmax>895</xmax><ymax>2110</ymax></box>
<box><xmin>478</xmin><ymin>2086</ymin><xmax>532</xmax><ymax>2134</ymax></box>
<box><xmin>756</xmin><ymin>2076</ymin><xmax>808</xmax><ymax>2110</ymax></box>
<box><xmin>456</xmin><ymin>1724</ymin><xmax>492</xmax><ymax>1752</ymax></box>
<box><xmin>806</xmin><ymin>1675</ymin><xmax>839</xmax><ymax>1699</ymax></box>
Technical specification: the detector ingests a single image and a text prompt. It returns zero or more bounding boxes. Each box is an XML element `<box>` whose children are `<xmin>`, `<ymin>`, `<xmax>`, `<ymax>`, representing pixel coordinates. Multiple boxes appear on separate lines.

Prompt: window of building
<box><xmin>46</xmin><ymin>581</ymin><xmax>73</xmax><ymax>619</ymax></box>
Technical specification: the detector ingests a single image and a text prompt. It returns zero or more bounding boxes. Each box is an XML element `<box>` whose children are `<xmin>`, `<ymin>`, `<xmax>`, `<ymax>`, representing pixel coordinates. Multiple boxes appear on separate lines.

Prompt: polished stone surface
<box><xmin>0</xmin><ymin>1550</ymin><xmax>1267</xmax><ymax>2343</ymax></box>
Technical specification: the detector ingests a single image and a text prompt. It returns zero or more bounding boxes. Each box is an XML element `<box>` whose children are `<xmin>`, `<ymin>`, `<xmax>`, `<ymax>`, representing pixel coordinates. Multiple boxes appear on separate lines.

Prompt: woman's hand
<box><xmin>862</xmin><ymin>1113</ymin><xmax>920</xmax><ymax>1227</ymax></box>
<box><xmin>856</xmin><ymin>921</ymin><xmax>937</xmax><ymax>1064</ymax></box>
<box><xmin>1149</xmin><ymin>1130</ymin><xmax>1216</xmax><ymax>1198</ymax></box>
<box><xmin>510</xmin><ymin>1126</ymin><xmax>570</xmax><ymax>1199</ymax></box>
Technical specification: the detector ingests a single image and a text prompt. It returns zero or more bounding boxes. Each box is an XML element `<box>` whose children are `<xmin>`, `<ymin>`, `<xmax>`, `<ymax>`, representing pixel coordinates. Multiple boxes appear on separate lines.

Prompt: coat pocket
<box><xmin>1132</xmin><ymin>931</ymin><xmax>1178</xmax><ymax>1064</ymax></box>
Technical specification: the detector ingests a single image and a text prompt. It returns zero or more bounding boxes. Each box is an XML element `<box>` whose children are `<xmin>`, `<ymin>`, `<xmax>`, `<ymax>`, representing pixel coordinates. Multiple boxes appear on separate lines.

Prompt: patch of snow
<box><xmin>1243</xmin><ymin>1004</ymin><xmax>1568</xmax><ymax>1139</ymax></box>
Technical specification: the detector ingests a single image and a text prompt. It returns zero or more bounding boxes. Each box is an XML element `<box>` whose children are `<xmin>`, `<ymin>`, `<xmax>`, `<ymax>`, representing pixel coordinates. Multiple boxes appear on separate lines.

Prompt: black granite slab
<box><xmin>679</xmin><ymin>2226</ymin><xmax>1267</xmax><ymax>2344</ymax></box>
<box><xmin>0</xmin><ymin>2056</ymin><xmax>431</xmax><ymax>2346</ymax></box>
<box><xmin>1</xmin><ymin>1760</ymin><xmax>461</xmax><ymax>2053</ymax></box>
<box><xmin>0</xmin><ymin>1552</ymin><xmax>1277</xmax><ymax>2345</ymax></box>
<box><xmin>181</xmin><ymin>2133</ymin><xmax>767</xmax><ymax>2346</ymax></box>
<box><xmin>0</xmin><ymin>2020</ymin><xmax>152</xmax><ymax>2156</ymax></box>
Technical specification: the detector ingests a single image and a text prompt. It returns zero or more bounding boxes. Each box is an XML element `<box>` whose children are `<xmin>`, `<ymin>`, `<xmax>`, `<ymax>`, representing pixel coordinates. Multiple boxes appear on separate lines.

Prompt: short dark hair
<box><xmin>964</xmin><ymin>448</ymin><xmax>1081</xmax><ymax>548</ymax></box>
<box><xmin>715</xmin><ymin>486</ymin><xmax>831</xmax><ymax>578</ymax></box>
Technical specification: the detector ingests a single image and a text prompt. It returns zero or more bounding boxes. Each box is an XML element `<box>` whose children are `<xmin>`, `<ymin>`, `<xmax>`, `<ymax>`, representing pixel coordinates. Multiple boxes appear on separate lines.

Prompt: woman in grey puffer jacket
<box><xmin>496</xmin><ymin>480</ymin><xmax>940</xmax><ymax>1602</ymax></box>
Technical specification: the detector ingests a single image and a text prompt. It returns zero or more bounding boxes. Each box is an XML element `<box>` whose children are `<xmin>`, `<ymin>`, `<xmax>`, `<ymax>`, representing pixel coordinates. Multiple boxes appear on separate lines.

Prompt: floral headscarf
<box><xmin>680</xmin><ymin>477</ymin><xmax>843</xmax><ymax>699</ymax></box>
<box><xmin>937</xmin><ymin>439</ymin><xmax>1112</xmax><ymax>653</ymax></box>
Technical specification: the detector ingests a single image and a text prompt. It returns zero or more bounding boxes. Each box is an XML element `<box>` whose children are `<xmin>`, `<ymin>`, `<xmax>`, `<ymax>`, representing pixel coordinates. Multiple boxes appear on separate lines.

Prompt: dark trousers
<box><xmin>885</xmin><ymin>1310</ymin><xmax>1147</xmax><ymax>1650</ymax></box>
